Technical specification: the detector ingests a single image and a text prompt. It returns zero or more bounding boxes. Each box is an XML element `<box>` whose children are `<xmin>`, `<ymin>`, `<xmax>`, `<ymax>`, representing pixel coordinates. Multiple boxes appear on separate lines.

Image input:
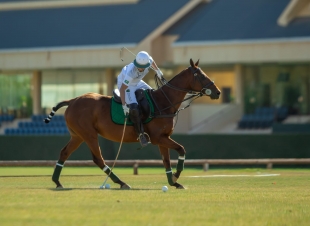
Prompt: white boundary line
<box><xmin>187</xmin><ymin>174</ymin><xmax>280</xmax><ymax>178</ymax></box>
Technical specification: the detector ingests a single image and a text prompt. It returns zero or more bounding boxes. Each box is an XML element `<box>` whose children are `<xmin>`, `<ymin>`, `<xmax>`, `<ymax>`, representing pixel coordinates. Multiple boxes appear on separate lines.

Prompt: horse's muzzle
<box><xmin>210</xmin><ymin>91</ymin><xmax>221</xmax><ymax>99</ymax></box>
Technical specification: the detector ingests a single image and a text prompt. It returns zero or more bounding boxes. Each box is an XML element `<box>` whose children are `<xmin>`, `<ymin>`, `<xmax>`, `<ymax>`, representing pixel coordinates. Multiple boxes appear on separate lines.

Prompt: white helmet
<box><xmin>134</xmin><ymin>51</ymin><xmax>151</xmax><ymax>68</ymax></box>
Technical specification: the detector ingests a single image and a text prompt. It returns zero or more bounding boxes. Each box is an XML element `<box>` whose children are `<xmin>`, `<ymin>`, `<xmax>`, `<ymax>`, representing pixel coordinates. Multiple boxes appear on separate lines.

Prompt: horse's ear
<box><xmin>195</xmin><ymin>59</ymin><xmax>200</xmax><ymax>67</ymax></box>
<box><xmin>190</xmin><ymin>59</ymin><xmax>194</xmax><ymax>67</ymax></box>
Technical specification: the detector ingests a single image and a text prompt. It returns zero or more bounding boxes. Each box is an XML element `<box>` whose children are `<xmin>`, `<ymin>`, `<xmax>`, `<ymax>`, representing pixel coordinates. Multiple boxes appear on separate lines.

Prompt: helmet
<box><xmin>134</xmin><ymin>51</ymin><xmax>151</xmax><ymax>68</ymax></box>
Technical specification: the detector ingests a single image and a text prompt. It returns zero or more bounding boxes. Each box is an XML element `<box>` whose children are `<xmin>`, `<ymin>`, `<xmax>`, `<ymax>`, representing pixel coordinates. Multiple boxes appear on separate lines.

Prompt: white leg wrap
<box><xmin>103</xmin><ymin>165</ymin><xmax>110</xmax><ymax>172</ymax></box>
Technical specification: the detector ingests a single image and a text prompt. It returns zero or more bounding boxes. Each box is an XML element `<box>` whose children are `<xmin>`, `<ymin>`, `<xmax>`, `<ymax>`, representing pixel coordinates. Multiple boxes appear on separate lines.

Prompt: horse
<box><xmin>45</xmin><ymin>59</ymin><xmax>221</xmax><ymax>189</ymax></box>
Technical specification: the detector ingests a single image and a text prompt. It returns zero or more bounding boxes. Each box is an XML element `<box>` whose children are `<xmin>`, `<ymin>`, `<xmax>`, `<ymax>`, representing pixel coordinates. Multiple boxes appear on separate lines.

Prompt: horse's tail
<box><xmin>44</xmin><ymin>100</ymin><xmax>71</xmax><ymax>124</ymax></box>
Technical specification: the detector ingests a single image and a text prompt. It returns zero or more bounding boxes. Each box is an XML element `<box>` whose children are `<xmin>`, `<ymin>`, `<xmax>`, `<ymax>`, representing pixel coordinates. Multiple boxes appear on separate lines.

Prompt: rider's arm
<box><xmin>120</xmin><ymin>67</ymin><xmax>134</xmax><ymax>105</ymax></box>
<box><xmin>151</xmin><ymin>61</ymin><xmax>158</xmax><ymax>70</ymax></box>
<box><xmin>150</xmin><ymin>58</ymin><xmax>163</xmax><ymax>78</ymax></box>
<box><xmin>120</xmin><ymin>83</ymin><xmax>128</xmax><ymax>106</ymax></box>
<box><xmin>149</xmin><ymin>56</ymin><xmax>158</xmax><ymax>70</ymax></box>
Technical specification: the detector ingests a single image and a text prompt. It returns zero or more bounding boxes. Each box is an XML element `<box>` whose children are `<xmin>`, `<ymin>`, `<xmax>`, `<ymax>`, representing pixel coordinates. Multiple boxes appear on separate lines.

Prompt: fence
<box><xmin>1</xmin><ymin>158</ymin><xmax>309</xmax><ymax>174</ymax></box>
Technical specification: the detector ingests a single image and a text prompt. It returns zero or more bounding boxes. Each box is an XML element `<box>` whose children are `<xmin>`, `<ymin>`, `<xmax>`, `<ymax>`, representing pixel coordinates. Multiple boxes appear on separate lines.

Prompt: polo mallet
<box><xmin>120</xmin><ymin>47</ymin><xmax>157</xmax><ymax>71</ymax></box>
<box><xmin>100</xmin><ymin>114</ymin><xmax>128</xmax><ymax>188</ymax></box>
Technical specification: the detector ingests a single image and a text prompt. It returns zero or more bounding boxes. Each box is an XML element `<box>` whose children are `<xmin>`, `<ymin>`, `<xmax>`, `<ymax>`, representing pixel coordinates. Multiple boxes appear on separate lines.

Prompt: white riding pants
<box><xmin>117</xmin><ymin>80</ymin><xmax>151</xmax><ymax>104</ymax></box>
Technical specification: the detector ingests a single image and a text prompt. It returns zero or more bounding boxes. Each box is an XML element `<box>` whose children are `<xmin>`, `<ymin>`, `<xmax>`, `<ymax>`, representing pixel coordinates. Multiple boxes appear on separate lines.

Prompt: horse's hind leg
<box><xmin>52</xmin><ymin>135</ymin><xmax>83</xmax><ymax>188</ymax></box>
<box><xmin>85</xmin><ymin>137</ymin><xmax>131</xmax><ymax>189</ymax></box>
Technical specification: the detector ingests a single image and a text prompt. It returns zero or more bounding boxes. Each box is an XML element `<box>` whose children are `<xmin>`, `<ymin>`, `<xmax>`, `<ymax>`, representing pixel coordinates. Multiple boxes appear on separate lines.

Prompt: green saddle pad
<box><xmin>111</xmin><ymin>90</ymin><xmax>154</xmax><ymax>125</ymax></box>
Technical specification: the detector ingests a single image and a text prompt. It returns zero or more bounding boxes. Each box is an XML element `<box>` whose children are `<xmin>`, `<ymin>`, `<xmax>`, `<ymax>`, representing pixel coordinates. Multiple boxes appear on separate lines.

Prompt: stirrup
<box><xmin>138</xmin><ymin>133</ymin><xmax>150</xmax><ymax>147</ymax></box>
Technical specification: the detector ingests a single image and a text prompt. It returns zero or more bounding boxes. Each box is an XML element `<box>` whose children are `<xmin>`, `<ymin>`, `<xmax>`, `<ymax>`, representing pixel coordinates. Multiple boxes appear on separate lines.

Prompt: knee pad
<box><xmin>129</xmin><ymin>103</ymin><xmax>139</xmax><ymax>117</ymax></box>
<box><xmin>129</xmin><ymin>103</ymin><xmax>141</xmax><ymax>124</ymax></box>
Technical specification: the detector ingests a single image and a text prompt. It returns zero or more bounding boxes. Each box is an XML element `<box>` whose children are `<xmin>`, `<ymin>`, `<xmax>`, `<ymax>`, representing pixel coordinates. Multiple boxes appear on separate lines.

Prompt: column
<box><xmin>234</xmin><ymin>64</ymin><xmax>244</xmax><ymax>110</ymax></box>
<box><xmin>104</xmin><ymin>68</ymin><xmax>115</xmax><ymax>96</ymax></box>
<box><xmin>32</xmin><ymin>71</ymin><xmax>42</xmax><ymax>115</ymax></box>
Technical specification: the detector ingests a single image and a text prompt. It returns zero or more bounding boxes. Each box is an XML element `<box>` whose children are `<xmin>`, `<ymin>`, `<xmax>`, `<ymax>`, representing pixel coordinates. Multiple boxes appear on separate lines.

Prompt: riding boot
<box><xmin>129</xmin><ymin>103</ymin><xmax>149</xmax><ymax>147</ymax></box>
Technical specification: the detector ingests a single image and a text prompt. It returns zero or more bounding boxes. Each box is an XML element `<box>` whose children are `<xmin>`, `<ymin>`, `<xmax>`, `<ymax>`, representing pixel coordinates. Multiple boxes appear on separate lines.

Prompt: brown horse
<box><xmin>45</xmin><ymin>59</ymin><xmax>221</xmax><ymax>189</ymax></box>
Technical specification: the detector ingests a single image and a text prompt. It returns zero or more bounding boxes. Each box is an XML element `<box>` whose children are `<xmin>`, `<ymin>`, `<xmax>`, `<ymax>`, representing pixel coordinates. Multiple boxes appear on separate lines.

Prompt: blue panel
<box><xmin>166</xmin><ymin>0</ymin><xmax>310</xmax><ymax>42</ymax></box>
<box><xmin>0</xmin><ymin>0</ymin><xmax>189</xmax><ymax>50</ymax></box>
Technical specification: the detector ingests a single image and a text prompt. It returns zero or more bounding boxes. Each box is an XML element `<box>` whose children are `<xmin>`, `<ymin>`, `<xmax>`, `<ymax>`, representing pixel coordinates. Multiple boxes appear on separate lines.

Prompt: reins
<box><xmin>150</xmin><ymin>67</ymin><xmax>213</xmax><ymax>118</ymax></box>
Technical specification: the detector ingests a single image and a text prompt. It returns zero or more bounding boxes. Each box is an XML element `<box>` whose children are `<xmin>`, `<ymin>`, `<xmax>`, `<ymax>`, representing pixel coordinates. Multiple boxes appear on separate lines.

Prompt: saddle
<box><xmin>111</xmin><ymin>89</ymin><xmax>154</xmax><ymax>125</ymax></box>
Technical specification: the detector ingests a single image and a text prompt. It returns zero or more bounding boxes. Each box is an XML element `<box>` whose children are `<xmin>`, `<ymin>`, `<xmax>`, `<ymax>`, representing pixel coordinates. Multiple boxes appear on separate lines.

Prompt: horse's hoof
<box><xmin>56</xmin><ymin>185</ymin><xmax>63</xmax><ymax>189</ymax></box>
<box><xmin>176</xmin><ymin>184</ymin><xmax>185</xmax><ymax>189</ymax></box>
<box><xmin>173</xmin><ymin>182</ymin><xmax>185</xmax><ymax>189</ymax></box>
<box><xmin>53</xmin><ymin>180</ymin><xmax>63</xmax><ymax>188</ymax></box>
<box><xmin>120</xmin><ymin>184</ymin><xmax>131</xmax><ymax>189</ymax></box>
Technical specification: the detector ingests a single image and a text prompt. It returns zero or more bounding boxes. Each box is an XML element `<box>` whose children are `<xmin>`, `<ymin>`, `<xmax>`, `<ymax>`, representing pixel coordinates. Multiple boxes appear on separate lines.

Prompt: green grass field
<box><xmin>0</xmin><ymin>167</ymin><xmax>309</xmax><ymax>226</ymax></box>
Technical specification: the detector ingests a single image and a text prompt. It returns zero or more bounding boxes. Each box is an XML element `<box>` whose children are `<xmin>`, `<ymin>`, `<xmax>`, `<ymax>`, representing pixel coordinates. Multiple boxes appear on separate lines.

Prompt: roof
<box><xmin>1</xmin><ymin>0</ymin><xmax>310</xmax><ymax>51</ymax></box>
<box><xmin>0</xmin><ymin>0</ymin><xmax>25</xmax><ymax>2</ymax></box>
<box><xmin>164</xmin><ymin>0</ymin><xmax>310</xmax><ymax>44</ymax></box>
<box><xmin>0</xmin><ymin>0</ymin><xmax>189</xmax><ymax>50</ymax></box>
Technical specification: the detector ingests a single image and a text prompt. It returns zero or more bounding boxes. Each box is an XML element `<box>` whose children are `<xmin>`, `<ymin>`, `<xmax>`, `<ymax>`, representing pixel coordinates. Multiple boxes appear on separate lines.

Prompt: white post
<box><xmin>203</xmin><ymin>163</ymin><xmax>209</xmax><ymax>171</ymax></box>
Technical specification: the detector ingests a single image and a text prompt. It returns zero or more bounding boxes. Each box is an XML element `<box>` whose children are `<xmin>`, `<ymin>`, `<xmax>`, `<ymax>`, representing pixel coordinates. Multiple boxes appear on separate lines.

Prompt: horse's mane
<box><xmin>154</xmin><ymin>66</ymin><xmax>192</xmax><ymax>92</ymax></box>
<box><xmin>168</xmin><ymin>68</ymin><xmax>187</xmax><ymax>83</ymax></box>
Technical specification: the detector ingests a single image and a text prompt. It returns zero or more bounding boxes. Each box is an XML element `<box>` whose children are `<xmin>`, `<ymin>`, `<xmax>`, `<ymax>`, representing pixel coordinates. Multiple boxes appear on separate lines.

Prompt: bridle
<box><xmin>152</xmin><ymin>66</ymin><xmax>215</xmax><ymax>118</ymax></box>
<box><xmin>189</xmin><ymin>66</ymin><xmax>214</xmax><ymax>96</ymax></box>
<box><xmin>158</xmin><ymin>67</ymin><xmax>214</xmax><ymax>96</ymax></box>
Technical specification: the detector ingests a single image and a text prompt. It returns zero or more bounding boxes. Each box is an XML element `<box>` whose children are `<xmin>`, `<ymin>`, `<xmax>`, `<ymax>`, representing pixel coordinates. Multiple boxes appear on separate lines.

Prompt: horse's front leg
<box><xmin>158</xmin><ymin>144</ymin><xmax>185</xmax><ymax>189</ymax></box>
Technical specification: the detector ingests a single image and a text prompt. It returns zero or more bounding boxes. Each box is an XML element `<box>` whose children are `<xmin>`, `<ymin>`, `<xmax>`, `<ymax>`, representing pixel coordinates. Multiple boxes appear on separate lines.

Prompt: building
<box><xmin>0</xmin><ymin>0</ymin><xmax>310</xmax><ymax>133</ymax></box>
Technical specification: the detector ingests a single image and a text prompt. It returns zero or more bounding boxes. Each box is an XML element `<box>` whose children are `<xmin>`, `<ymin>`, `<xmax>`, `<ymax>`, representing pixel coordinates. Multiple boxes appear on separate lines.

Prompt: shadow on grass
<box><xmin>48</xmin><ymin>187</ymin><xmax>160</xmax><ymax>191</ymax></box>
<box><xmin>0</xmin><ymin>175</ymin><xmax>101</xmax><ymax>178</ymax></box>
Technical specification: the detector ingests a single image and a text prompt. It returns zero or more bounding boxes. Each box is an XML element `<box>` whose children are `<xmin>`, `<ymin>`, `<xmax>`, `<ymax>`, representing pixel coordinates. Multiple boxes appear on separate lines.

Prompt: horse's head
<box><xmin>188</xmin><ymin>59</ymin><xmax>221</xmax><ymax>99</ymax></box>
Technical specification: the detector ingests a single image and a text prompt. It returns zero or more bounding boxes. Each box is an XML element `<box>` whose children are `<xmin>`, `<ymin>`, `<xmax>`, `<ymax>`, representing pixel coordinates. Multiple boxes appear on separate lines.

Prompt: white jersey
<box><xmin>118</xmin><ymin>60</ymin><xmax>152</xmax><ymax>87</ymax></box>
<box><xmin>117</xmin><ymin>59</ymin><xmax>153</xmax><ymax>104</ymax></box>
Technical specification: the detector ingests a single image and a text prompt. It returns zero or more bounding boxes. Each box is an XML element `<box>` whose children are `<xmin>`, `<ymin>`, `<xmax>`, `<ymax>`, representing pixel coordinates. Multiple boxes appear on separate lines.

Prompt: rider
<box><xmin>117</xmin><ymin>51</ymin><xmax>163</xmax><ymax>147</ymax></box>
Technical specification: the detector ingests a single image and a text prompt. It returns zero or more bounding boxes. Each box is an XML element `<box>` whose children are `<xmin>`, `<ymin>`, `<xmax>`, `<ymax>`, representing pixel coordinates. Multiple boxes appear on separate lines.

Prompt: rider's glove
<box><xmin>156</xmin><ymin>69</ymin><xmax>163</xmax><ymax>79</ymax></box>
<box><xmin>122</xmin><ymin>104</ymin><xmax>130</xmax><ymax>116</ymax></box>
